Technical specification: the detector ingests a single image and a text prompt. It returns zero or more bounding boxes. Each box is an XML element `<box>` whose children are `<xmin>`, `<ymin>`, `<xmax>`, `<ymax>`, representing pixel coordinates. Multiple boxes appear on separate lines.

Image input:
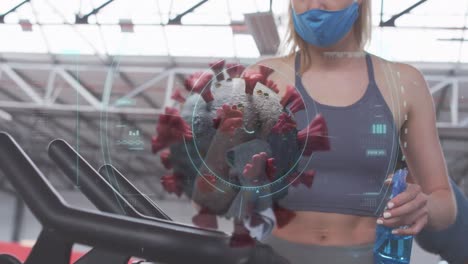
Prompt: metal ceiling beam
<box><xmin>164</xmin><ymin>71</ymin><xmax>176</xmax><ymax>108</ymax></box>
<box><xmin>0</xmin><ymin>65</ymin><xmax>43</xmax><ymax>104</ymax></box>
<box><xmin>0</xmin><ymin>84</ymin><xmax>25</xmax><ymax>101</ymax></box>
<box><xmin>426</xmin><ymin>77</ymin><xmax>467</xmax><ymax>128</ymax></box>
<box><xmin>460</xmin><ymin>117</ymin><xmax>468</xmax><ymax>127</ymax></box>
<box><xmin>1</xmin><ymin>61</ymin><xmax>172</xmax><ymax>112</ymax></box>
<box><xmin>55</xmin><ymin>68</ymin><xmax>102</xmax><ymax>109</ymax></box>
<box><xmin>114</xmin><ymin>70</ymin><xmax>171</xmax><ymax>105</ymax></box>
<box><xmin>75</xmin><ymin>0</ymin><xmax>115</xmax><ymax>24</ymax></box>
<box><xmin>45</xmin><ymin>69</ymin><xmax>58</xmax><ymax>104</ymax></box>
<box><xmin>380</xmin><ymin>0</ymin><xmax>428</xmax><ymax>27</ymax></box>
<box><xmin>451</xmin><ymin>80</ymin><xmax>460</xmax><ymax>125</ymax></box>
<box><xmin>430</xmin><ymin>79</ymin><xmax>453</xmax><ymax>94</ymax></box>
<box><xmin>0</xmin><ymin>0</ymin><xmax>30</xmax><ymax>24</ymax></box>
<box><xmin>0</xmin><ymin>63</ymin><xmax>164</xmax><ymax>73</ymax></box>
<box><xmin>118</xmin><ymin>71</ymin><xmax>159</xmax><ymax>109</ymax></box>
<box><xmin>0</xmin><ymin>65</ymin><xmax>162</xmax><ymax>115</ymax></box>
<box><xmin>1</xmin><ymin>61</ymin><xmax>162</xmax><ymax>109</ymax></box>
<box><xmin>102</xmin><ymin>68</ymin><xmax>115</xmax><ymax>107</ymax></box>
<box><xmin>0</xmin><ymin>101</ymin><xmax>161</xmax><ymax>115</ymax></box>
<box><xmin>168</xmin><ymin>0</ymin><xmax>210</xmax><ymax>25</ymax></box>
<box><xmin>0</xmin><ymin>60</ymin><xmax>465</xmax><ymax>127</ymax></box>
<box><xmin>114</xmin><ymin>67</ymin><xmax>203</xmax><ymax>106</ymax></box>
<box><xmin>435</xmin><ymin>86</ymin><xmax>449</xmax><ymax>119</ymax></box>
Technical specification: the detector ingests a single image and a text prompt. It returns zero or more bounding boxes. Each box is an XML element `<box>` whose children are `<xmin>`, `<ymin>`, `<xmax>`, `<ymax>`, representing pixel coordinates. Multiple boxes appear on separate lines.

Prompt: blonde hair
<box><xmin>280</xmin><ymin>1</ymin><xmax>372</xmax><ymax>74</ymax></box>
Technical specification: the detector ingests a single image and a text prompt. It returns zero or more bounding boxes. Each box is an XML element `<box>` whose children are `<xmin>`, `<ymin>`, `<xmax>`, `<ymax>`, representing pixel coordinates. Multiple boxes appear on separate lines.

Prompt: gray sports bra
<box><xmin>278</xmin><ymin>52</ymin><xmax>400</xmax><ymax>217</ymax></box>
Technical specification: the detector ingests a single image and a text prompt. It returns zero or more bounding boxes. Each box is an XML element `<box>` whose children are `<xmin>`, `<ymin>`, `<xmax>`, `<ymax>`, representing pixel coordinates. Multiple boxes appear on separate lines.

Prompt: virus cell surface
<box><xmin>152</xmin><ymin>61</ymin><xmax>330</xmax><ymax>246</ymax></box>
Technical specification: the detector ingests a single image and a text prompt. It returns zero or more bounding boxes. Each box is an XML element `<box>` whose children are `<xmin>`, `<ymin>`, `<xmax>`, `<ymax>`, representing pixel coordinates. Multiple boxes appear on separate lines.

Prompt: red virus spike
<box><xmin>289</xmin><ymin>97</ymin><xmax>305</xmax><ymax>113</ymax></box>
<box><xmin>196</xmin><ymin>173</ymin><xmax>217</xmax><ymax>193</ymax></box>
<box><xmin>280</xmin><ymin>85</ymin><xmax>301</xmax><ymax>108</ymax></box>
<box><xmin>151</xmin><ymin>107</ymin><xmax>193</xmax><ymax>154</ymax></box>
<box><xmin>212</xmin><ymin>104</ymin><xmax>244</xmax><ymax>135</ymax></box>
<box><xmin>297</xmin><ymin>113</ymin><xmax>331</xmax><ymax>156</ymax></box>
<box><xmin>259</xmin><ymin>65</ymin><xmax>274</xmax><ymax>79</ymax></box>
<box><xmin>300</xmin><ymin>170</ymin><xmax>315</xmax><ymax>188</ymax></box>
<box><xmin>210</xmin><ymin>59</ymin><xmax>226</xmax><ymax>81</ymax></box>
<box><xmin>243</xmin><ymin>152</ymin><xmax>268</xmax><ymax>182</ymax></box>
<box><xmin>185</xmin><ymin>72</ymin><xmax>214</xmax><ymax>103</ymax></box>
<box><xmin>170</xmin><ymin>89</ymin><xmax>186</xmax><ymax>103</ymax></box>
<box><xmin>243</xmin><ymin>70</ymin><xmax>265</xmax><ymax>95</ymax></box>
<box><xmin>184</xmin><ymin>78</ymin><xmax>191</xmax><ymax>91</ymax></box>
<box><xmin>161</xmin><ymin>173</ymin><xmax>183</xmax><ymax>197</ymax></box>
<box><xmin>192</xmin><ymin>207</ymin><xmax>218</xmax><ymax>229</ymax></box>
<box><xmin>265</xmin><ymin>80</ymin><xmax>280</xmax><ymax>94</ymax></box>
<box><xmin>199</xmin><ymin>89</ymin><xmax>214</xmax><ymax>103</ymax></box>
<box><xmin>160</xmin><ymin>149</ymin><xmax>172</xmax><ymax>169</ymax></box>
<box><xmin>226</xmin><ymin>63</ymin><xmax>246</xmax><ymax>79</ymax></box>
<box><xmin>212</xmin><ymin>117</ymin><xmax>221</xmax><ymax>130</ymax></box>
<box><xmin>185</xmin><ymin>72</ymin><xmax>211</xmax><ymax>91</ymax></box>
<box><xmin>272</xmin><ymin>113</ymin><xmax>297</xmax><ymax>134</ymax></box>
<box><xmin>273</xmin><ymin>202</ymin><xmax>296</xmax><ymax>228</ymax></box>
<box><xmin>230</xmin><ymin>219</ymin><xmax>256</xmax><ymax>248</ymax></box>
<box><xmin>184</xmin><ymin>78</ymin><xmax>192</xmax><ymax>92</ymax></box>
<box><xmin>266</xmin><ymin>158</ymin><xmax>276</xmax><ymax>182</ymax></box>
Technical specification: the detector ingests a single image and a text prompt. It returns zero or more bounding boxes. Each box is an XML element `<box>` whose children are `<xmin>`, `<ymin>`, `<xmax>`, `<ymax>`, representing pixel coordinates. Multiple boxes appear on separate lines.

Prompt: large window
<box><xmin>0</xmin><ymin>0</ymin><xmax>467</xmax><ymax>61</ymax></box>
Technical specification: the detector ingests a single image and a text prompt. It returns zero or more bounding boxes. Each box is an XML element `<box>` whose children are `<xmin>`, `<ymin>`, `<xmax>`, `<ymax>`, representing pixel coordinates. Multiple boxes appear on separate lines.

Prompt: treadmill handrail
<box><xmin>0</xmin><ymin>132</ymin><xmax>251</xmax><ymax>264</ymax></box>
<box><xmin>48</xmin><ymin>139</ymin><xmax>175</xmax><ymax>223</ymax></box>
<box><xmin>98</xmin><ymin>164</ymin><xmax>172</xmax><ymax>221</ymax></box>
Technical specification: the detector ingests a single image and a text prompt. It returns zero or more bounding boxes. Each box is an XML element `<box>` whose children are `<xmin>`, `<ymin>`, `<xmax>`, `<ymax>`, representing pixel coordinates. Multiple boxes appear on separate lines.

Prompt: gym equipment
<box><xmin>47</xmin><ymin>139</ymin><xmax>289</xmax><ymax>263</ymax></box>
<box><xmin>98</xmin><ymin>164</ymin><xmax>171</xmax><ymax>221</ymax></box>
<box><xmin>0</xmin><ymin>132</ymin><xmax>289</xmax><ymax>264</ymax></box>
<box><xmin>0</xmin><ymin>254</ymin><xmax>22</xmax><ymax>264</ymax></box>
<box><xmin>48</xmin><ymin>139</ymin><xmax>176</xmax><ymax>264</ymax></box>
<box><xmin>47</xmin><ymin>139</ymin><xmax>171</xmax><ymax>222</ymax></box>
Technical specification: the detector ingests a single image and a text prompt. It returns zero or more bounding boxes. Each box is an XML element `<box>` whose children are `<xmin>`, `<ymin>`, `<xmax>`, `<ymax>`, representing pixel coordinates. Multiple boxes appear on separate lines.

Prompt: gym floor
<box><xmin>0</xmin><ymin>190</ymin><xmax>441</xmax><ymax>263</ymax></box>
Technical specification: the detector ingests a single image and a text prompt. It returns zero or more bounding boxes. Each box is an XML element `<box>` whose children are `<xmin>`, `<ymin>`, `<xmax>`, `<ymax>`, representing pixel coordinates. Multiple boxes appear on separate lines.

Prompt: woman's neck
<box><xmin>303</xmin><ymin>31</ymin><xmax>363</xmax><ymax>70</ymax></box>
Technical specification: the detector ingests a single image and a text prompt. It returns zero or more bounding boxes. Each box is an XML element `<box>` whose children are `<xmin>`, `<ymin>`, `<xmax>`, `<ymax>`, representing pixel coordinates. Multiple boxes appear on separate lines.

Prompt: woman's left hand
<box><xmin>377</xmin><ymin>182</ymin><xmax>429</xmax><ymax>236</ymax></box>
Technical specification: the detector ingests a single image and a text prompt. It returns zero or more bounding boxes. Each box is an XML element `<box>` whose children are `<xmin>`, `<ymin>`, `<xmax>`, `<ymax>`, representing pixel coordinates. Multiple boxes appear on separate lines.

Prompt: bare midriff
<box><xmin>271</xmin><ymin>211</ymin><xmax>377</xmax><ymax>246</ymax></box>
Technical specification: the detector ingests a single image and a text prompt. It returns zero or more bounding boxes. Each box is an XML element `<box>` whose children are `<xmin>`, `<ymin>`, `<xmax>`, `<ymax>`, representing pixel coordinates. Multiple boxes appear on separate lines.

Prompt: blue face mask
<box><xmin>292</xmin><ymin>0</ymin><xmax>360</xmax><ymax>48</ymax></box>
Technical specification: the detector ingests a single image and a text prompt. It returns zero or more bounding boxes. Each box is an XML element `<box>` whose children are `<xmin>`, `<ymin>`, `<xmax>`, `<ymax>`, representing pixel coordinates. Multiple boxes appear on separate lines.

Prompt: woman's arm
<box><xmin>386</xmin><ymin>62</ymin><xmax>457</xmax><ymax>232</ymax></box>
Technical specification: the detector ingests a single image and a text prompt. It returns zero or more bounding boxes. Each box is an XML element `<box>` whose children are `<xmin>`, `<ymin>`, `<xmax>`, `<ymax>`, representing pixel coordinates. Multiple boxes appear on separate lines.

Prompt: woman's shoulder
<box><xmin>369</xmin><ymin>53</ymin><xmax>425</xmax><ymax>86</ymax></box>
<box><xmin>369</xmin><ymin>53</ymin><xmax>430</xmax><ymax>114</ymax></box>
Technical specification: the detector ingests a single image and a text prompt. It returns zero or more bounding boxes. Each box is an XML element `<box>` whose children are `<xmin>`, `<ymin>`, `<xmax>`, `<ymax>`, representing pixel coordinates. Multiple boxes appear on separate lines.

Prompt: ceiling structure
<box><xmin>0</xmin><ymin>0</ymin><xmax>467</xmax><ymax>200</ymax></box>
<box><xmin>0</xmin><ymin>0</ymin><xmax>467</xmax><ymax>60</ymax></box>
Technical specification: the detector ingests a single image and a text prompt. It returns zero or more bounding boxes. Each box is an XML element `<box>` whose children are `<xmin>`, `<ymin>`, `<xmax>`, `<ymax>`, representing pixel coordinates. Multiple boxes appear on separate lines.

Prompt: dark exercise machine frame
<box><xmin>0</xmin><ymin>132</ymin><xmax>287</xmax><ymax>264</ymax></box>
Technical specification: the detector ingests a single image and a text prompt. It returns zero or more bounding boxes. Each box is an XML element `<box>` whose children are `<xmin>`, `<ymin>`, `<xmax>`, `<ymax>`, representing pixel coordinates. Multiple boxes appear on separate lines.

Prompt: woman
<box><xmin>251</xmin><ymin>0</ymin><xmax>458</xmax><ymax>263</ymax></box>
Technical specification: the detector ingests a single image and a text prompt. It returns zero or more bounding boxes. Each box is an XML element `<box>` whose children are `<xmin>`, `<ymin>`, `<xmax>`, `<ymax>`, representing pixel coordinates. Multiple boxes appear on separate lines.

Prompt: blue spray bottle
<box><xmin>374</xmin><ymin>168</ymin><xmax>413</xmax><ymax>264</ymax></box>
